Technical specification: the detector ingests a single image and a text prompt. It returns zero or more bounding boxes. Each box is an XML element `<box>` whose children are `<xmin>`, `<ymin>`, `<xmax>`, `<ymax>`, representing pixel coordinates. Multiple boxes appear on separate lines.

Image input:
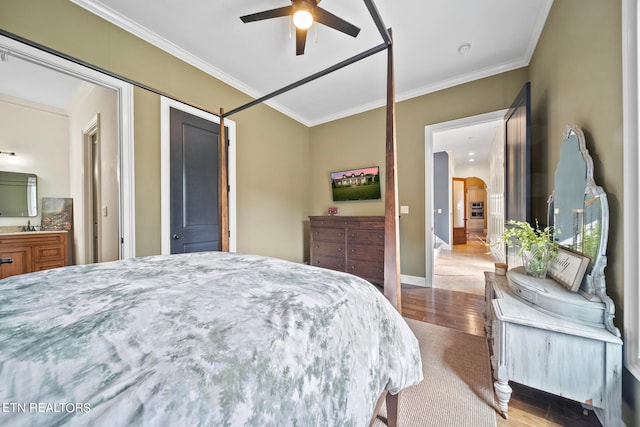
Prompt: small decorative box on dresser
<box><xmin>0</xmin><ymin>231</ymin><xmax>71</xmax><ymax>279</ymax></box>
<box><xmin>309</xmin><ymin>216</ymin><xmax>384</xmax><ymax>284</ymax></box>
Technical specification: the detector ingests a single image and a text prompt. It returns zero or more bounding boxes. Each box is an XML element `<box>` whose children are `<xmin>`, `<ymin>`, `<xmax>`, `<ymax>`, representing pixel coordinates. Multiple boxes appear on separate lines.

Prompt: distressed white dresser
<box><xmin>485</xmin><ymin>270</ymin><xmax>622</xmax><ymax>425</ymax></box>
<box><xmin>485</xmin><ymin>126</ymin><xmax>623</xmax><ymax>426</ymax></box>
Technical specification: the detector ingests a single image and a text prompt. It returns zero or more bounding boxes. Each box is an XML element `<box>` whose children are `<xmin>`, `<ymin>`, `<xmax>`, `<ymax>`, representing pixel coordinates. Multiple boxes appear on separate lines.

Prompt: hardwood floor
<box><xmin>401</xmin><ymin>284</ymin><xmax>602</xmax><ymax>427</ymax></box>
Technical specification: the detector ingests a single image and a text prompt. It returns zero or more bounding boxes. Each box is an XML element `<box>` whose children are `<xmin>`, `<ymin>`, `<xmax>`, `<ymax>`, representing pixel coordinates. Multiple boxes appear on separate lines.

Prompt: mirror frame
<box><xmin>548</xmin><ymin>124</ymin><xmax>618</xmax><ymax>336</ymax></box>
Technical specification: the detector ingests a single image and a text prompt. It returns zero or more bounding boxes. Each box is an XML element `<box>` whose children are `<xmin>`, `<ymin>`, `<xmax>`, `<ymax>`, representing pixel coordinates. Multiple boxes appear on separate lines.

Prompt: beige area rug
<box><xmin>374</xmin><ymin>318</ymin><xmax>497</xmax><ymax>427</ymax></box>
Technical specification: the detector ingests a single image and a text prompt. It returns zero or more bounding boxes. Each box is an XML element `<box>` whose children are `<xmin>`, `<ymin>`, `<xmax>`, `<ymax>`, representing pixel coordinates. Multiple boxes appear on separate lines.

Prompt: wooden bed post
<box><xmin>219</xmin><ymin>109</ymin><xmax>229</xmax><ymax>252</ymax></box>
<box><xmin>383</xmin><ymin>30</ymin><xmax>401</xmax><ymax>313</ymax></box>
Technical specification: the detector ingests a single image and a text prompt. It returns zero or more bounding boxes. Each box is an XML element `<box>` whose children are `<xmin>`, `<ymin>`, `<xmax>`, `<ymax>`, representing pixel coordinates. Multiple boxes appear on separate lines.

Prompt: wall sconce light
<box><xmin>0</xmin><ymin>151</ymin><xmax>16</xmax><ymax>156</ymax></box>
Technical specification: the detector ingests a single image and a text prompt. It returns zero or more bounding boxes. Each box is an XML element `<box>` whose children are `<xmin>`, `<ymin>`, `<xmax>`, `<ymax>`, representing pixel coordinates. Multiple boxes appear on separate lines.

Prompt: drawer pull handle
<box><xmin>351</xmin><ymin>249</ymin><xmax>356</xmax><ymax>253</ymax></box>
<box><xmin>315</xmin><ymin>245</ymin><xmax>319</xmax><ymax>249</ymax></box>
<box><xmin>1</xmin><ymin>257</ymin><xmax>13</xmax><ymax>264</ymax></box>
<box><xmin>337</xmin><ymin>248</ymin><xmax>343</xmax><ymax>252</ymax></box>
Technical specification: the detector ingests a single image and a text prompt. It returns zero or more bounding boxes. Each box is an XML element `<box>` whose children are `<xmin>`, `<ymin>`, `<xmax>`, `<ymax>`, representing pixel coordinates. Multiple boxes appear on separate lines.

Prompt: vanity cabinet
<box><xmin>484</xmin><ymin>125</ymin><xmax>623</xmax><ymax>426</ymax></box>
<box><xmin>309</xmin><ymin>216</ymin><xmax>384</xmax><ymax>284</ymax></box>
<box><xmin>0</xmin><ymin>246</ymin><xmax>30</xmax><ymax>279</ymax></box>
<box><xmin>485</xmin><ymin>271</ymin><xmax>622</xmax><ymax>426</ymax></box>
<box><xmin>0</xmin><ymin>231</ymin><xmax>70</xmax><ymax>279</ymax></box>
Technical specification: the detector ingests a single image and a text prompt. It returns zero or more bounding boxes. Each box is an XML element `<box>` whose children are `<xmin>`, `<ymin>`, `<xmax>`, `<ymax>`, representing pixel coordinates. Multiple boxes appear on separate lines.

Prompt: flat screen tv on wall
<box><xmin>330</xmin><ymin>166</ymin><xmax>381</xmax><ymax>202</ymax></box>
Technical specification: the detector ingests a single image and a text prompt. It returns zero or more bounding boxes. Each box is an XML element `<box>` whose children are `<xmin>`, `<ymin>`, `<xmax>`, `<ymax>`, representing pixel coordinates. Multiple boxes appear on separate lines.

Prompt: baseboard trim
<box><xmin>401</xmin><ymin>274</ymin><xmax>429</xmax><ymax>287</ymax></box>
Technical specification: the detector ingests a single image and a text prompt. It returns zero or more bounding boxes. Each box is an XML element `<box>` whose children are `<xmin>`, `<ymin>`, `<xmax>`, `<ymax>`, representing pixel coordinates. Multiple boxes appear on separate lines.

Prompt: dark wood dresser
<box><xmin>309</xmin><ymin>216</ymin><xmax>384</xmax><ymax>284</ymax></box>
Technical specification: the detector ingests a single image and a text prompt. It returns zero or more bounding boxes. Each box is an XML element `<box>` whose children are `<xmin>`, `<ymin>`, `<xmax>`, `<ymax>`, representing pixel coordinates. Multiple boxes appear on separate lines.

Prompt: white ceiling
<box><xmin>0</xmin><ymin>54</ymin><xmax>84</xmax><ymax>110</ymax></box>
<box><xmin>433</xmin><ymin>120</ymin><xmax>501</xmax><ymax>167</ymax></box>
<box><xmin>67</xmin><ymin>0</ymin><xmax>552</xmax><ymax>127</ymax></box>
<box><xmin>0</xmin><ymin>0</ymin><xmax>552</xmax><ymax>163</ymax></box>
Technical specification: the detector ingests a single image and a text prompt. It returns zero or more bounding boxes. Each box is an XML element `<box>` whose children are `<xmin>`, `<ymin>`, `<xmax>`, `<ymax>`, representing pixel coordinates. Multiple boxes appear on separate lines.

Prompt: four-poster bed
<box><xmin>217</xmin><ymin>1</ymin><xmax>405</xmax><ymax>422</ymax></box>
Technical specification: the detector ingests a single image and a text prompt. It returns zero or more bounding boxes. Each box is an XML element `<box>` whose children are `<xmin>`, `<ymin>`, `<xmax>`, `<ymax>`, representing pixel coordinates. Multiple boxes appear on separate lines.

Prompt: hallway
<box><xmin>433</xmin><ymin>231</ymin><xmax>496</xmax><ymax>295</ymax></box>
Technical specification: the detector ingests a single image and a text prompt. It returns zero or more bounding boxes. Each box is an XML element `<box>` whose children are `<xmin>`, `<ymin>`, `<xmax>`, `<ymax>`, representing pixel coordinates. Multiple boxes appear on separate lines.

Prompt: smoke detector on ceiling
<box><xmin>458</xmin><ymin>43</ymin><xmax>471</xmax><ymax>55</ymax></box>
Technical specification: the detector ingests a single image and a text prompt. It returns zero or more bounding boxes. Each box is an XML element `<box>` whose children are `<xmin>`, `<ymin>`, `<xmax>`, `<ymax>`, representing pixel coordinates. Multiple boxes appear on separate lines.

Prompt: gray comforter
<box><xmin>0</xmin><ymin>252</ymin><xmax>422</xmax><ymax>426</ymax></box>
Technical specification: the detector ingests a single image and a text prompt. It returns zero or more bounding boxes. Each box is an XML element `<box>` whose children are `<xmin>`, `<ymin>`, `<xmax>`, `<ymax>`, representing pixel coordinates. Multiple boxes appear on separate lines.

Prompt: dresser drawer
<box><xmin>310</xmin><ymin>241</ymin><xmax>345</xmax><ymax>257</ymax></box>
<box><xmin>310</xmin><ymin>256</ymin><xmax>345</xmax><ymax>271</ymax></box>
<box><xmin>310</xmin><ymin>227</ymin><xmax>345</xmax><ymax>243</ymax></box>
<box><xmin>347</xmin><ymin>244</ymin><xmax>384</xmax><ymax>262</ymax></box>
<box><xmin>349</xmin><ymin>220</ymin><xmax>384</xmax><ymax>230</ymax></box>
<box><xmin>347</xmin><ymin>229</ymin><xmax>384</xmax><ymax>245</ymax></box>
<box><xmin>311</xmin><ymin>218</ymin><xmax>352</xmax><ymax>228</ymax></box>
<box><xmin>347</xmin><ymin>259</ymin><xmax>384</xmax><ymax>283</ymax></box>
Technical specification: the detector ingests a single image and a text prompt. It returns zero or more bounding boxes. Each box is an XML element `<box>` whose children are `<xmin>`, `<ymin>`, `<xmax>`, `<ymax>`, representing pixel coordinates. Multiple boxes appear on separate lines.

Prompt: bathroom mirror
<box><xmin>0</xmin><ymin>171</ymin><xmax>37</xmax><ymax>217</ymax></box>
<box><xmin>547</xmin><ymin>125</ymin><xmax>617</xmax><ymax>334</ymax></box>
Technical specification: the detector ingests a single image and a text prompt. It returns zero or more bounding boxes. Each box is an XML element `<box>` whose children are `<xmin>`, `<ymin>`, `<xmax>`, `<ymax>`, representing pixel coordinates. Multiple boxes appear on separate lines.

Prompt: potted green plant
<box><xmin>499</xmin><ymin>219</ymin><xmax>559</xmax><ymax>278</ymax></box>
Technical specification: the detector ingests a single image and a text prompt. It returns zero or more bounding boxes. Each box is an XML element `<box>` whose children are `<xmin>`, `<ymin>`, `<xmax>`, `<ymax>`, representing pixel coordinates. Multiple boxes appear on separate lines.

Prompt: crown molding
<box><xmin>309</xmin><ymin>58</ymin><xmax>529</xmax><ymax>126</ymax></box>
<box><xmin>69</xmin><ymin>0</ymin><xmax>311</xmax><ymax>126</ymax></box>
<box><xmin>70</xmin><ymin>0</ymin><xmax>552</xmax><ymax>128</ymax></box>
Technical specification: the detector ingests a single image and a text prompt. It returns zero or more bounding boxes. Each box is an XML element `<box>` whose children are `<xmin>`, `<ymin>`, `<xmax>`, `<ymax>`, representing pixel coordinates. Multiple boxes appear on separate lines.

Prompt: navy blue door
<box><xmin>170</xmin><ymin>108</ymin><xmax>220</xmax><ymax>254</ymax></box>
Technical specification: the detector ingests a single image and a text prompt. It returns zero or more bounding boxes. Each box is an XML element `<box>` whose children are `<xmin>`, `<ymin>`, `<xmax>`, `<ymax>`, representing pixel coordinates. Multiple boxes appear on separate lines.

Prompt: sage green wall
<box><xmin>528</xmin><ymin>0</ymin><xmax>637</xmax><ymax>424</ymax></box>
<box><xmin>309</xmin><ymin>68</ymin><xmax>529</xmax><ymax>276</ymax></box>
<box><xmin>530</xmin><ymin>0</ymin><xmax>623</xmax><ymax>308</ymax></box>
<box><xmin>0</xmin><ymin>0</ymin><xmax>311</xmax><ymax>262</ymax></box>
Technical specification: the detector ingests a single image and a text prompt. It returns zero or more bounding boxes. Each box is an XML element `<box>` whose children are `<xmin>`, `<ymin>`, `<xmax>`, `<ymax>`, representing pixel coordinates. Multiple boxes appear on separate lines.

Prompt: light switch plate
<box><xmin>400</xmin><ymin>205</ymin><xmax>409</xmax><ymax>214</ymax></box>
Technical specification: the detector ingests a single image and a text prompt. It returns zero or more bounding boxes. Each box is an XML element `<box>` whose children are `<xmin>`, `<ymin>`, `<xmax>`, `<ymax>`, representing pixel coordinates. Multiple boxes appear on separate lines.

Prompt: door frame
<box><xmin>82</xmin><ymin>114</ymin><xmax>101</xmax><ymax>264</ymax></box>
<box><xmin>0</xmin><ymin>35</ymin><xmax>136</xmax><ymax>259</ymax></box>
<box><xmin>424</xmin><ymin>109</ymin><xmax>507</xmax><ymax>286</ymax></box>
<box><xmin>160</xmin><ymin>97</ymin><xmax>237</xmax><ymax>254</ymax></box>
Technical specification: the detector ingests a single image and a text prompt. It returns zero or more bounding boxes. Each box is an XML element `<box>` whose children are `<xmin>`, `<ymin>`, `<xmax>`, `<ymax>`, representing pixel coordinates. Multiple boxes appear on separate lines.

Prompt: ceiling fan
<box><xmin>240</xmin><ymin>0</ymin><xmax>361</xmax><ymax>56</ymax></box>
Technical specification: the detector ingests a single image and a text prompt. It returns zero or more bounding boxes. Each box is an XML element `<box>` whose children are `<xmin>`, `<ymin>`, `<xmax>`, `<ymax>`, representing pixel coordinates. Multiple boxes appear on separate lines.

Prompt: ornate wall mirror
<box><xmin>547</xmin><ymin>125</ymin><xmax>617</xmax><ymax>335</ymax></box>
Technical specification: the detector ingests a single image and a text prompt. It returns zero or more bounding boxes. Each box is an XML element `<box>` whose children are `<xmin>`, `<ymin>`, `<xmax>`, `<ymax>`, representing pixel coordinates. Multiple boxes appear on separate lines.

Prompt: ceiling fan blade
<box><xmin>314</xmin><ymin>7</ymin><xmax>360</xmax><ymax>37</ymax></box>
<box><xmin>240</xmin><ymin>6</ymin><xmax>292</xmax><ymax>23</ymax></box>
<box><xmin>296</xmin><ymin>27</ymin><xmax>307</xmax><ymax>56</ymax></box>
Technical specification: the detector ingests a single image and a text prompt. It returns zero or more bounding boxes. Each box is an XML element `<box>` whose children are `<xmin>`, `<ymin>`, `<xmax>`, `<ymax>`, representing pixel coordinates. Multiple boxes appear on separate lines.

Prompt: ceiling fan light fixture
<box><xmin>292</xmin><ymin>1</ymin><xmax>314</xmax><ymax>30</ymax></box>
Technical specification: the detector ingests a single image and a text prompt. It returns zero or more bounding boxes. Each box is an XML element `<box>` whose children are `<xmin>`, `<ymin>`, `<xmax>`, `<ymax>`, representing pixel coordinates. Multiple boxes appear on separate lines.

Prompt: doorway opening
<box><xmin>424</xmin><ymin>110</ymin><xmax>507</xmax><ymax>292</ymax></box>
<box><xmin>0</xmin><ymin>35</ymin><xmax>135</xmax><ymax>260</ymax></box>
